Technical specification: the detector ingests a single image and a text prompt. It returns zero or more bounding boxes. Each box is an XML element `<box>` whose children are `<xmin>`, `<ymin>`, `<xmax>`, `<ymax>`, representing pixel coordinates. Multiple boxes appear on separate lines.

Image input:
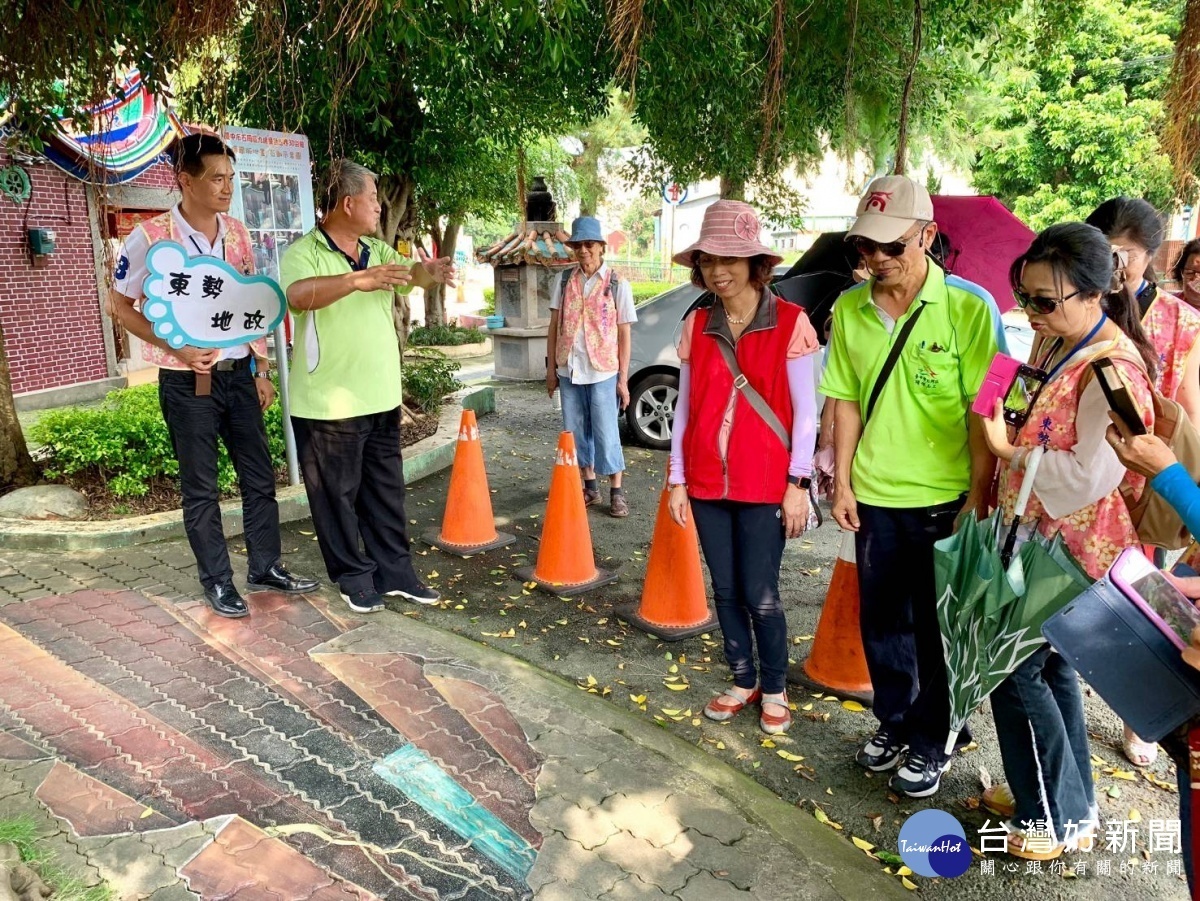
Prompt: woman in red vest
<box><xmin>666</xmin><ymin>200</ymin><xmax>820</xmax><ymax>735</ymax></box>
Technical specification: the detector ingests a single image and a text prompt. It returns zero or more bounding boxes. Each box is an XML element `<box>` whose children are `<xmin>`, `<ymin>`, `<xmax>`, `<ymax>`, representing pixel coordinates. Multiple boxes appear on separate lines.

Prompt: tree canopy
<box><xmin>608</xmin><ymin>0</ymin><xmax>1047</xmax><ymax>219</ymax></box>
<box><xmin>972</xmin><ymin>0</ymin><xmax>1181</xmax><ymax>228</ymax></box>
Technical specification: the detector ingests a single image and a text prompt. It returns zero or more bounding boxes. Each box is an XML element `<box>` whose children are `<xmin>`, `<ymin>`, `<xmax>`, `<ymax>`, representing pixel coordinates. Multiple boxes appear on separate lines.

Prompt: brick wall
<box><xmin>0</xmin><ymin>149</ymin><xmax>176</xmax><ymax>396</ymax></box>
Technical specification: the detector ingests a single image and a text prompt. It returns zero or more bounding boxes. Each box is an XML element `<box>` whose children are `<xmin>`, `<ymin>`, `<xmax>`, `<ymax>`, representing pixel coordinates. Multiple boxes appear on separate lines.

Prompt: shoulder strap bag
<box><xmin>864</xmin><ymin>301</ymin><xmax>927</xmax><ymax>424</ymax></box>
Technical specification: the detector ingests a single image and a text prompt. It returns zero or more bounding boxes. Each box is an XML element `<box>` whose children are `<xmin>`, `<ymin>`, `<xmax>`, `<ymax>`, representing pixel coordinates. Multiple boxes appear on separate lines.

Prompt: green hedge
<box><xmin>402</xmin><ymin>349</ymin><xmax>461</xmax><ymax>413</ymax></box>
<box><xmin>409</xmin><ymin>324</ymin><xmax>486</xmax><ymax>346</ymax></box>
<box><xmin>30</xmin><ymin>353</ymin><xmax>460</xmax><ymax>498</ymax></box>
<box><xmin>30</xmin><ymin>383</ymin><xmax>287</xmax><ymax>498</ymax></box>
<box><xmin>629</xmin><ymin>281</ymin><xmax>674</xmax><ymax>305</ymax></box>
<box><xmin>482</xmin><ymin>287</ymin><xmax>495</xmax><ymax>315</ymax></box>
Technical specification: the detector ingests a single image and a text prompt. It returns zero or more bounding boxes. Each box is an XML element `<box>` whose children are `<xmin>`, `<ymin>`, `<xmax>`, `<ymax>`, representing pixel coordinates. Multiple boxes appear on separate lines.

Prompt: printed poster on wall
<box><xmin>221</xmin><ymin>126</ymin><xmax>316</xmax><ymax>282</ymax></box>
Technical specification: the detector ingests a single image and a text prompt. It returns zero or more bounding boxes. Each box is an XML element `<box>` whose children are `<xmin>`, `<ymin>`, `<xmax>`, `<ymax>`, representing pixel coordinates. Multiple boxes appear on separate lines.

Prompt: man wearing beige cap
<box><xmin>820</xmin><ymin>175</ymin><xmax>1002</xmax><ymax>799</ymax></box>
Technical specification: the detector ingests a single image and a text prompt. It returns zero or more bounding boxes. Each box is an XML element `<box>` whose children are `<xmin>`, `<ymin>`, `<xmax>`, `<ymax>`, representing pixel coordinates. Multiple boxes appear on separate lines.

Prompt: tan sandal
<box><xmin>704</xmin><ymin>687</ymin><xmax>761</xmax><ymax>722</ymax></box>
<box><xmin>982</xmin><ymin>783</ymin><xmax>1016</xmax><ymax>819</ymax></box>
<box><xmin>1005</xmin><ymin>830</ymin><xmax>1064</xmax><ymax>861</ymax></box>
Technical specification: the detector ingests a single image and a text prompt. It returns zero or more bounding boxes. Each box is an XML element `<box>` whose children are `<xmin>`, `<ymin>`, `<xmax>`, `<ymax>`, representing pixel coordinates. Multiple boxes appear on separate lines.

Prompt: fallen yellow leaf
<box><xmin>629</xmin><ymin>694</ymin><xmax>647</xmax><ymax>704</ymax></box>
<box><xmin>842</xmin><ymin>700</ymin><xmax>866</xmax><ymax>713</ymax></box>
<box><xmin>665</xmin><ymin>683</ymin><xmax>688</xmax><ymax>691</ymax></box>
<box><xmin>586</xmin><ymin>675</ymin><xmax>597</xmax><ymax>686</ymax></box>
<box><xmin>1128</xmin><ymin>808</ymin><xmax>1142</xmax><ymax>823</ymax></box>
<box><xmin>776</xmin><ymin>750</ymin><xmax>804</xmax><ymax>762</ymax></box>
<box><xmin>897</xmin><ymin>866</ymin><xmax>913</xmax><ymax>877</ymax></box>
<box><xmin>851</xmin><ymin>836</ymin><xmax>875</xmax><ymax>853</ymax></box>
<box><xmin>901</xmin><ymin>876</ymin><xmax>917</xmax><ymax>890</ymax></box>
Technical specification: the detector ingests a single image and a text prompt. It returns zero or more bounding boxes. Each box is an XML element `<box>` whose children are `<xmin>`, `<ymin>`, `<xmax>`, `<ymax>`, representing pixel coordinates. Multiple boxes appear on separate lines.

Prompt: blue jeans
<box><xmin>991</xmin><ymin>646</ymin><xmax>1095</xmax><ymax>841</ymax></box>
<box><xmin>690</xmin><ymin>499</ymin><xmax>788</xmax><ymax>694</ymax></box>
<box><xmin>1164</xmin><ymin>732</ymin><xmax>1195</xmax><ymax>889</ymax></box>
<box><xmin>559</xmin><ymin>375</ymin><xmax>625</xmax><ymax>476</ymax></box>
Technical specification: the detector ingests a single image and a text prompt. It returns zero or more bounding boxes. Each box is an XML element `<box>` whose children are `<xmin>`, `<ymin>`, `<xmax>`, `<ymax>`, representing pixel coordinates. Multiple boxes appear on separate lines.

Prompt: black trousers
<box><xmin>691</xmin><ymin>499</ymin><xmax>789</xmax><ymax>694</ymax></box>
<box><xmin>855</xmin><ymin>497</ymin><xmax>963</xmax><ymax>763</ymax></box>
<box><xmin>291</xmin><ymin>407</ymin><xmax>419</xmax><ymax>596</ymax></box>
<box><xmin>159</xmin><ymin>366</ymin><xmax>281</xmax><ymax>589</ymax></box>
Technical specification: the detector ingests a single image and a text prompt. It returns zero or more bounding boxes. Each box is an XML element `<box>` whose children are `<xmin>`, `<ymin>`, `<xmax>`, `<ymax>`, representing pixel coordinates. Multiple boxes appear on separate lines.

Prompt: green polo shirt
<box><xmin>280</xmin><ymin>228</ymin><xmax>415</xmax><ymax>421</ymax></box>
<box><xmin>820</xmin><ymin>262</ymin><xmax>999</xmax><ymax>508</ymax></box>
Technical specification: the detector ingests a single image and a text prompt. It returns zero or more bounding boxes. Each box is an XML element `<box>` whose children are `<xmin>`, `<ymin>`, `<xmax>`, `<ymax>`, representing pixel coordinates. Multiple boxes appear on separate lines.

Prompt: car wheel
<box><xmin>626</xmin><ymin>372</ymin><xmax>679</xmax><ymax>450</ymax></box>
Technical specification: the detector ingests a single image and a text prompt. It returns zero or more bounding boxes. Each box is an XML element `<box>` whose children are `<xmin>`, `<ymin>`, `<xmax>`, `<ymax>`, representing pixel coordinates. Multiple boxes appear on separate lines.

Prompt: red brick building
<box><xmin>1</xmin><ymin>146</ymin><xmax>178</xmax><ymax>408</ymax></box>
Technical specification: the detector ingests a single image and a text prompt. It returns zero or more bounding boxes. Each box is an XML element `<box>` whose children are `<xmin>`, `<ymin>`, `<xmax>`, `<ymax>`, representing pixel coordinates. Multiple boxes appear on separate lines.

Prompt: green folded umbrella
<box><xmin>935</xmin><ymin>469</ymin><xmax>1093</xmax><ymax>756</ymax></box>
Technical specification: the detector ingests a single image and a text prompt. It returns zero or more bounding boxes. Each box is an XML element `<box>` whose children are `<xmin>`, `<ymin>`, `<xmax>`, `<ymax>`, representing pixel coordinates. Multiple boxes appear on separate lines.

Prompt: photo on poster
<box><xmin>276</xmin><ymin>230</ymin><xmax>303</xmax><ymax>259</ymax></box>
<box><xmin>249</xmin><ymin>229</ymin><xmax>279</xmax><ymax>281</ymax></box>
<box><xmin>271</xmin><ymin>174</ymin><xmax>302</xmax><ymax>231</ymax></box>
<box><xmin>241</xmin><ymin>173</ymin><xmax>275</xmax><ymax>231</ymax></box>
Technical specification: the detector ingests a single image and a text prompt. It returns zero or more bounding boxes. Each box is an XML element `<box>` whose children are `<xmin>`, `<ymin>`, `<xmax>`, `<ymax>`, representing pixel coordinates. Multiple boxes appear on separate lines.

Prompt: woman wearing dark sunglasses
<box><xmin>1087</xmin><ymin>197</ymin><xmax>1200</xmax><ymax>768</ymax></box>
<box><xmin>977</xmin><ymin>222</ymin><xmax>1157</xmax><ymax>860</ymax></box>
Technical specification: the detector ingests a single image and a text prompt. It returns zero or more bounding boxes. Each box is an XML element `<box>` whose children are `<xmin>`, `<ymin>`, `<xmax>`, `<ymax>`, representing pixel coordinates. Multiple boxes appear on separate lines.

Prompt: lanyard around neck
<box><xmin>1040</xmin><ymin>313</ymin><xmax>1108</xmax><ymax>381</ymax></box>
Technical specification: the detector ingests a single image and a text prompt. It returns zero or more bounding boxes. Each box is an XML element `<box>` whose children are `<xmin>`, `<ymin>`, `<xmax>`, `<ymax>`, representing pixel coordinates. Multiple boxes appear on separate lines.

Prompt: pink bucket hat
<box><xmin>672</xmin><ymin>200</ymin><xmax>783</xmax><ymax>267</ymax></box>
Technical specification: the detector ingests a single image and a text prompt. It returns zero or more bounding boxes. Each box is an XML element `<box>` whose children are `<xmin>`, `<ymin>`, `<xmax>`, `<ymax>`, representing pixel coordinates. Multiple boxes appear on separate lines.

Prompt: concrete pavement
<box><xmin>0</xmin><ymin>540</ymin><xmax>902</xmax><ymax>900</ymax></box>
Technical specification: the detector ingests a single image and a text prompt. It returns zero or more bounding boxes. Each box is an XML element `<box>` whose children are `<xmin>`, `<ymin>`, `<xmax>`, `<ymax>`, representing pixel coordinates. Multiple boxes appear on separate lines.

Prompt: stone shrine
<box><xmin>475</xmin><ymin>178</ymin><xmax>576</xmax><ymax>380</ymax></box>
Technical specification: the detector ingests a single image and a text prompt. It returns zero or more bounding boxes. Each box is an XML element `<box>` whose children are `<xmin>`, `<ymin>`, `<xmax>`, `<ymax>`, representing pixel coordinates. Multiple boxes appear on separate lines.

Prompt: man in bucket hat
<box><xmin>546</xmin><ymin>216</ymin><xmax>638</xmax><ymax>517</ymax></box>
<box><xmin>820</xmin><ymin>175</ymin><xmax>1002</xmax><ymax>798</ymax></box>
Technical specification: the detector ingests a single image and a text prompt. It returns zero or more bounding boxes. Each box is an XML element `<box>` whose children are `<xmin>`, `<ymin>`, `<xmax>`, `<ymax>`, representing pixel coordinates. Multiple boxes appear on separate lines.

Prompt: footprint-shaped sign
<box><xmin>142</xmin><ymin>242</ymin><xmax>285</xmax><ymax>349</ymax></box>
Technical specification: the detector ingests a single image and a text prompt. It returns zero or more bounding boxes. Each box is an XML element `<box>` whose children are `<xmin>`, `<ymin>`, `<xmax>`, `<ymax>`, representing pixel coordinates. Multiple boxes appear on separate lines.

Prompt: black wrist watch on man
<box><xmin>788</xmin><ymin>475</ymin><xmax>812</xmax><ymax>490</ymax></box>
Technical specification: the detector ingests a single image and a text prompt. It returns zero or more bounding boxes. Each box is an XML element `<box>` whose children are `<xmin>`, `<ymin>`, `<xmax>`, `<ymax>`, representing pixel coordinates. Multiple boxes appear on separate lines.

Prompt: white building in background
<box><xmin>658</xmin><ymin>152</ymin><xmax>974</xmax><ymax>258</ymax></box>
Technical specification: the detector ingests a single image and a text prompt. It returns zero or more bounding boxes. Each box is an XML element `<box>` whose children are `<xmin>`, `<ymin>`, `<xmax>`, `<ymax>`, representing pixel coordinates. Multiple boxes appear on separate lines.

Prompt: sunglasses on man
<box><xmin>850</xmin><ymin>226</ymin><xmax>926</xmax><ymax>259</ymax></box>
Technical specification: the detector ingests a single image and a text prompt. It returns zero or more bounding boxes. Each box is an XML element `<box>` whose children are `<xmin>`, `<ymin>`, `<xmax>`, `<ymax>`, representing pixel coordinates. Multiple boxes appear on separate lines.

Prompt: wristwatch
<box><xmin>788</xmin><ymin>475</ymin><xmax>812</xmax><ymax>490</ymax></box>
<box><xmin>254</xmin><ymin>370</ymin><xmax>271</xmax><ymax>380</ymax></box>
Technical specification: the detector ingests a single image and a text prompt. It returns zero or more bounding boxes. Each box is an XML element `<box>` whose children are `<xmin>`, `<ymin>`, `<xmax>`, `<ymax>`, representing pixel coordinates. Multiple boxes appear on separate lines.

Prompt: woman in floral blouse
<box><xmin>979</xmin><ymin>222</ymin><xmax>1156</xmax><ymax>861</ymax></box>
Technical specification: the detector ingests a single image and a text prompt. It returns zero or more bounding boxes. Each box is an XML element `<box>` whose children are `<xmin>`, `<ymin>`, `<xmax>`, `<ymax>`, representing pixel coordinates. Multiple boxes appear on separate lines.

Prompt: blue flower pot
<box><xmin>486</xmin><ymin>315</ymin><xmax>506</xmax><ymax>329</ymax></box>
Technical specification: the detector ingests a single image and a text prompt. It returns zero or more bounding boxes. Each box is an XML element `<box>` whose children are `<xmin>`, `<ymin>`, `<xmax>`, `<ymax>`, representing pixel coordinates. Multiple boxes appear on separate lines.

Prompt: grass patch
<box><xmin>0</xmin><ymin>815</ymin><xmax>115</xmax><ymax>901</ymax></box>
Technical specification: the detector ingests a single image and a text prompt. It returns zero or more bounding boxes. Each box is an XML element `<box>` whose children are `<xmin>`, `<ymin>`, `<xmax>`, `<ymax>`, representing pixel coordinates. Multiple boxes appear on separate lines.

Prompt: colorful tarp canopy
<box><xmin>43</xmin><ymin>70</ymin><xmax>183</xmax><ymax>184</ymax></box>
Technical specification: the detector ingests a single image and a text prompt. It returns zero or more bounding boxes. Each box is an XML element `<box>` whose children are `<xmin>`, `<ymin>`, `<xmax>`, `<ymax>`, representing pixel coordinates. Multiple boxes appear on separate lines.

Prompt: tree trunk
<box><xmin>719</xmin><ymin>174</ymin><xmax>746</xmax><ymax>199</ymax></box>
<box><xmin>423</xmin><ymin>213</ymin><xmax>463</xmax><ymax>327</ymax></box>
<box><xmin>0</xmin><ymin>318</ymin><xmax>39</xmax><ymax>491</ymax></box>
<box><xmin>378</xmin><ymin>173</ymin><xmax>416</xmax><ymax>357</ymax></box>
<box><xmin>894</xmin><ymin>0</ymin><xmax>924</xmax><ymax>177</ymax></box>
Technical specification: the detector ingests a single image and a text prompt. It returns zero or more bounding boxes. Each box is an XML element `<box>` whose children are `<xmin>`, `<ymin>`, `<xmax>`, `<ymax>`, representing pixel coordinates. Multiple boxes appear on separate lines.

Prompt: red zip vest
<box><xmin>684</xmin><ymin>294</ymin><xmax>803</xmax><ymax>503</ymax></box>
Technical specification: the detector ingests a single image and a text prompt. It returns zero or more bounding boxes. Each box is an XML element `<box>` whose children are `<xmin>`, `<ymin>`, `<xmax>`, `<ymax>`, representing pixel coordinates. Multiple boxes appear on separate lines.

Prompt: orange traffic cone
<box><xmin>620</xmin><ymin>487</ymin><xmax>716</xmax><ymax>641</ymax></box>
<box><xmin>423</xmin><ymin>409</ymin><xmax>516</xmax><ymax>556</ymax></box>
<box><xmin>787</xmin><ymin>531</ymin><xmax>874</xmax><ymax>706</ymax></box>
<box><xmin>514</xmin><ymin>432</ymin><xmax>617</xmax><ymax>596</ymax></box>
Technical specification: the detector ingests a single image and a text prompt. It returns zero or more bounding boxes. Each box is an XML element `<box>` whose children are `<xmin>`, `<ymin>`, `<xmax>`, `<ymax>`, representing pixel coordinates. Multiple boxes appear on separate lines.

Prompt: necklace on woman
<box><xmin>723</xmin><ymin>297</ymin><xmax>758</xmax><ymax>325</ymax></box>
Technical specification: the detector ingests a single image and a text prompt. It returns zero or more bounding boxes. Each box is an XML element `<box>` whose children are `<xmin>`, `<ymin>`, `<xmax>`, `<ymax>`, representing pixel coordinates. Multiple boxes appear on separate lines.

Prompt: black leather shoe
<box><xmin>204</xmin><ymin>582</ymin><xmax>250</xmax><ymax>618</ymax></box>
<box><xmin>247</xmin><ymin>563</ymin><xmax>320</xmax><ymax>594</ymax></box>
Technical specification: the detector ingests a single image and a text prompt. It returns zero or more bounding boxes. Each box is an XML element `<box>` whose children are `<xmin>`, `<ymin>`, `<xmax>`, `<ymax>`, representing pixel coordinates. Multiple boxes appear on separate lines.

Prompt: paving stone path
<box><xmin>0</xmin><ymin>546</ymin><xmax>900</xmax><ymax>901</ymax></box>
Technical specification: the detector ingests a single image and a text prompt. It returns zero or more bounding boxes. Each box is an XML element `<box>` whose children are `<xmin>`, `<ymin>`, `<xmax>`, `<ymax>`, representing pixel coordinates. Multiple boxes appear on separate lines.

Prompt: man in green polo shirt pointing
<box><xmin>281</xmin><ymin>159</ymin><xmax>456</xmax><ymax>615</ymax></box>
<box><xmin>821</xmin><ymin>175</ymin><xmax>1002</xmax><ymax>799</ymax></box>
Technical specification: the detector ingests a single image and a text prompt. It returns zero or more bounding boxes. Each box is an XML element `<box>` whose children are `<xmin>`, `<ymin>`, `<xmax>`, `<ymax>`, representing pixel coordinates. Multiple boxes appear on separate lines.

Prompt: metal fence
<box><xmin>607</xmin><ymin>260</ymin><xmax>691</xmax><ymax>284</ymax></box>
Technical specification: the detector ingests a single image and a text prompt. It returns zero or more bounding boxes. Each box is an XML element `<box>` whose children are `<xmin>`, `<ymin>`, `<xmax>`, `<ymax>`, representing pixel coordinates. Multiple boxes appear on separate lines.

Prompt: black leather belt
<box><xmin>213</xmin><ymin>356</ymin><xmax>252</xmax><ymax>372</ymax></box>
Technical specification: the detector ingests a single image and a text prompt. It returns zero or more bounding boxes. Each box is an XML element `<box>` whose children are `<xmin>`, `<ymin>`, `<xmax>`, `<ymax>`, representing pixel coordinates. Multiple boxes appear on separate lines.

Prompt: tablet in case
<box><xmin>1041</xmin><ymin>575</ymin><xmax>1200</xmax><ymax>743</ymax></box>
